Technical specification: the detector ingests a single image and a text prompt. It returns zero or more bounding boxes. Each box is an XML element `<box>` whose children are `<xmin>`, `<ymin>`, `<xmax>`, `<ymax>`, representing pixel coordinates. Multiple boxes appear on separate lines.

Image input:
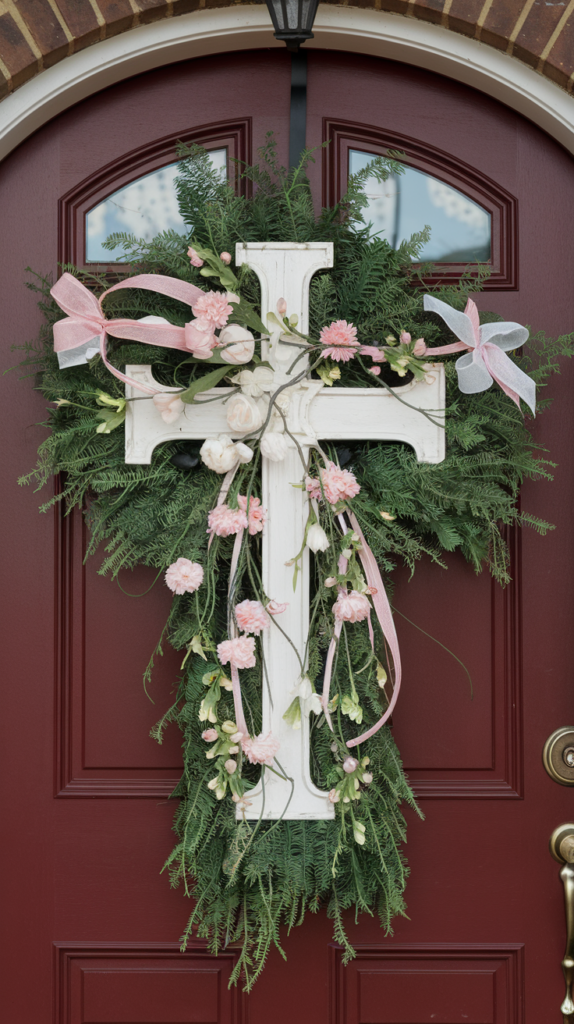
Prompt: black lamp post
<box><xmin>265</xmin><ymin>0</ymin><xmax>320</xmax><ymax>51</ymax></box>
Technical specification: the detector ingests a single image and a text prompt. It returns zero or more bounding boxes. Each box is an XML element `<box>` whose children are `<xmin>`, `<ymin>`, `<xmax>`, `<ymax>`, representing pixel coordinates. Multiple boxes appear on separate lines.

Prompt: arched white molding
<box><xmin>1</xmin><ymin>5</ymin><xmax>574</xmax><ymax>163</ymax></box>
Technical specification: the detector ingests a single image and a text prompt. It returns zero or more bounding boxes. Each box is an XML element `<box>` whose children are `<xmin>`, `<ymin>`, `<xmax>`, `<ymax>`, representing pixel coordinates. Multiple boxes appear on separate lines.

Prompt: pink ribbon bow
<box><xmin>51</xmin><ymin>273</ymin><xmax>211</xmax><ymax>394</ymax></box>
<box><xmin>423</xmin><ymin>295</ymin><xmax>536</xmax><ymax>414</ymax></box>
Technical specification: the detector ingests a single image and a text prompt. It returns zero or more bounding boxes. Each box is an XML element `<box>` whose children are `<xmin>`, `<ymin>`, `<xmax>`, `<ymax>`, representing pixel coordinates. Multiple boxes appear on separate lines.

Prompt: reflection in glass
<box><xmin>85</xmin><ymin>148</ymin><xmax>228</xmax><ymax>263</ymax></box>
<box><xmin>349</xmin><ymin>149</ymin><xmax>491</xmax><ymax>263</ymax></box>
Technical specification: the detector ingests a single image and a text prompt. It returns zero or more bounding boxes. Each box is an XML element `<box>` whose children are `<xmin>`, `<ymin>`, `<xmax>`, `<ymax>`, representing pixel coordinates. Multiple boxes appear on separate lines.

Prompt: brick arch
<box><xmin>0</xmin><ymin>0</ymin><xmax>573</xmax><ymax>100</ymax></box>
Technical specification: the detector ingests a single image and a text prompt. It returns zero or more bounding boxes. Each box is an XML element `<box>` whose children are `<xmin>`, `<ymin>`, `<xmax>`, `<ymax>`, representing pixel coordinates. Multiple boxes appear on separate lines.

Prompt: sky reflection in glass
<box><xmin>85</xmin><ymin>148</ymin><xmax>227</xmax><ymax>263</ymax></box>
<box><xmin>349</xmin><ymin>149</ymin><xmax>491</xmax><ymax>263</ymax></box>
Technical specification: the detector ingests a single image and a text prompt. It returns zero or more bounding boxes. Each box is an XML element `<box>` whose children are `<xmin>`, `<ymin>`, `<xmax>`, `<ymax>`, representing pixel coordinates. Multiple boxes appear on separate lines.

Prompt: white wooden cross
<box><xmin>125</xmin><ymin>242</ymin><xmax>445</xmax><ymax>820</ymax></box>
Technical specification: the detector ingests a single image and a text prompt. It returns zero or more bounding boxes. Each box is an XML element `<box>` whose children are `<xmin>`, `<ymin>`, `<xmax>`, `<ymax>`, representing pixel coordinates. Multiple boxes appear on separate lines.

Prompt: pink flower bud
<box><xmin>220</xmin><ymin>252</ymin><xmax>232</xmax><ymax>264</ymax></box>
<box><xmin>224</xmin><ymin>759</ymin><xmax>237</xmax><ymax>774</ymax></box>
<box><xmin>202</xmin><ymin>729</ymin><xmax>218</xmax><ymax>742</ymax></box>
<box><xmin>400</xmin><ymin>331</ymin><xmax>411</xmax><ymax>344</ymax></box>
<box><xmin>343</xmin><ymin>756</ymin><xmax>359</xmax><ymax>774</ymax></box>
<box><xmin>187</xmin><ymin>246</ymin><xmax>204</xmax><ymax>268</ymax></box>
<box><xmin>328</xmin><ymin>788</ymin><xmax>340</xmax><ymax>803</ymax></box>
<box><xmin>413</xmin><ymin>337</ymin><xmax>427</xmax><ymax>357</ymax></box>
<box><xmin>369</xmin><ymin>366</ymin><xmax>381</xmax><ymax>376</ymax></box>
<box><xmin>324</xmin><ymin>577</ymin><xmax>337</xmax><ymax>587</ymax></box>
<box><xmin>277</xmin><ymin>298</ymin><xmax>287</xmax><ymax>317</ymax></box>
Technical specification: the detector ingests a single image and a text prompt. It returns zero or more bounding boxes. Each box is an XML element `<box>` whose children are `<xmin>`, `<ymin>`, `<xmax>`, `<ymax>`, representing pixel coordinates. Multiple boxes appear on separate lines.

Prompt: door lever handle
<box><xmin>550</xmin><ymin>824</ymin><xmax>574</xmax><ymax>1022</ymax></box>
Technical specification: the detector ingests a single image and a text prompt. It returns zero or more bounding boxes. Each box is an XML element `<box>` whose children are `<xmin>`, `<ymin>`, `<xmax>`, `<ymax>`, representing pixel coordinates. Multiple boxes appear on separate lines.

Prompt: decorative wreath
<box><xmin>21</xmin><ymin>140</ymin><xmax>573</xmax><ymax>988</ymax></box>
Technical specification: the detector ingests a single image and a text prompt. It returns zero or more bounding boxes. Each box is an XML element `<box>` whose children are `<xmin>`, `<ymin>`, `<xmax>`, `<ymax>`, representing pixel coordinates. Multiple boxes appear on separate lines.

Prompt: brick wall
<box><xmin>0</xmin><ymin>0</ymin><xmax>573</xmax><ymax>101</ymax></box>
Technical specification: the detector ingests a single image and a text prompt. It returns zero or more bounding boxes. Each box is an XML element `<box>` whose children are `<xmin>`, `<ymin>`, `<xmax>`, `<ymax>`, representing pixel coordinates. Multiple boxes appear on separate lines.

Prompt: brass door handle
<box><xmin>550</xmin><ymin>825</ymin><xmax>574</xmax><ymax>1022</ymax></box>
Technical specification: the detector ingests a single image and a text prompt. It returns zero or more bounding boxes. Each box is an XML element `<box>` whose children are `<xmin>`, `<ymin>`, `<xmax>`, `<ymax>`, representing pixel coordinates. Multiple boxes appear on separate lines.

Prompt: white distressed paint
<box><xmin>125</xmin><ymin>242</ymin><xmax>445</xmax><ymax>819</ymax></box>
<box><xmin>2</xmin><ymin>8</ymin><xmax>574</xmax><ymax>164</ymax></box>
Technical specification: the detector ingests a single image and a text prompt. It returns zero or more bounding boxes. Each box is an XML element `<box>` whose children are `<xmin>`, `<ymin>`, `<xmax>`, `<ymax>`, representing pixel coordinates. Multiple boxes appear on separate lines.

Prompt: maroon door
<box><xmin>2</xmin><ymin>48</ymin><xmax>574</xmax><ymax>1024</ymax></box>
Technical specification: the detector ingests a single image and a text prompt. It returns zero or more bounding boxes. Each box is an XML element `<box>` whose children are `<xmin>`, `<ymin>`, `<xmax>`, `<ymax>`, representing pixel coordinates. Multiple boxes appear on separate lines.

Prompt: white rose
<box><xmin>200</xmin><ymin>435</ymin><xmax>241</xmax><ymax>473</ymax></box>
<box><xmin>218</xmin><ymin>324</ymin><xmax>255</xmax><ymax>365</ymax></box>
<box><xmin>260</xmin><ymin>431</ymin><xmax>289</xmax><ymax>462</ymax></box>
<box><xmin>306</xmin><ymin>523</ymin><xmax>330</xmax><ymax>553</ymax></box>
<box><xmin>226</xmin><ymin>393</ymin><xmax>263</xmax><ymax>434</ymax></box>
<box><xmin>152</xmin><ymin>392</ymin><xmax>185</xmax><ymax>424</ymax></box>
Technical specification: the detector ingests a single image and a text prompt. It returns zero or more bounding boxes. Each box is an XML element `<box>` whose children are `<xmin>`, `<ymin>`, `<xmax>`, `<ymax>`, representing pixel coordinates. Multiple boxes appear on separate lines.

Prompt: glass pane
<box><xmin>349</xmin><ymin>149</ymin><xmax>491</xmax><ymax>263</ymax></box>
<box><xmin>85</xmin><ymin>148</ymin><xmax>228</xmax><ymax>263</ymax></box>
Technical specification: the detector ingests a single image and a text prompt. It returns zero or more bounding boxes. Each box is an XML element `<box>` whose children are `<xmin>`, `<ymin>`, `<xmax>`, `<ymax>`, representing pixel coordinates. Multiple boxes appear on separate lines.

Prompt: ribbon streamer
<box><xmin>51</xmin><ymin>272</ymin><xmax>209</xmax><ymax>394</ymax></box>
<box><xmin>320</xmin><ymin>513</ymin><xmax>402</xmax><ymax>748</ymax></box>
<box><xmin>423</xmin><ymin>294</ymin><xmax>536</xmax><ymax>414</ymax></box>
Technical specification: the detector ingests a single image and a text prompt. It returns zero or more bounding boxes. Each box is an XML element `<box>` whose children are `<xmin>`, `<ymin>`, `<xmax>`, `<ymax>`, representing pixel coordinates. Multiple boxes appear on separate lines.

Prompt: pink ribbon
<box><xmin>321</xmin><ymin>512</ymin><xmax>402</xmax><ymax>749</ymax></box>
<box><xmin>51</xmin><ymin>272</ymin><xmax>211</xmax><ymax>394</ymax></box>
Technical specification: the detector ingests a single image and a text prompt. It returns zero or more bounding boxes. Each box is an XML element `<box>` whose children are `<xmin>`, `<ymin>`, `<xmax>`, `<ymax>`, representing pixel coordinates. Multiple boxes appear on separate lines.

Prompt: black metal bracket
<box><xmin>289</xmin><ymin>50</ymin><xmax>307</xmax><ymax>170</ymax></box>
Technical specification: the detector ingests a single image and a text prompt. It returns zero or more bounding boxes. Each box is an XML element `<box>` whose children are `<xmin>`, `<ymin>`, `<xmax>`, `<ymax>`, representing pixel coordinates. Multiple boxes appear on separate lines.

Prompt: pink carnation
<box><xmin>202</xmin><ymin>729</ymin><xmax>218</xmax><ymax>742</ymax></box>
<box><xmin>208</xmin><ymin>504</ymin><xmax>248</xmax><ymax>537</ymax></box>
<box><xmin>333</xmin><ymin>589</ymin><xmax>371</xmax><ymax>623</ymax></box>
<box><xmin>237</xmin><ymin>494</ymin><xmax>267</xmax><ymax>535</ymax></box>
<box><xmin>191</xmin><ymin>291</ymin><xmax>233</xmax><ymax>330</ymax></box>
<box><xmin>235</xmin><ymin>599</ymin><xmax>270</xmax><ymax>635</ymax></box>
<box><xmin>319</xmin><ymin>320</ymin><xmax>359</xmax><ymax>362</ymax></box>
<box><xmin>187</xmin><ymin>246</ymin><xmax>204</xmax><ymax>268</ymax></box>
<box><xmin>165</xmin><ymin>558</ymin><xmax>204</xmax><ymax>595</ymax></box>
<box><xmin>217</xmin><ymin>635</ymin><xmax>256</xmax><ymax>669</ymax></box>
<box><xmin>305</xmin><ymin>461</ymin><xmax>360</xmax><ymax>506</ymax></box>
<box><xmin>241</xmin><ymin>731</ymin><xmax>280</xmax><ymax>765</ymax></box>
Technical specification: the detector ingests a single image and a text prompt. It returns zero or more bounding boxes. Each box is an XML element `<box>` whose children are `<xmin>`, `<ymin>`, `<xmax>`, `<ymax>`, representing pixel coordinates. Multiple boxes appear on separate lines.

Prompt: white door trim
<box><xmin>1</xmin><ymin>5</ymin><xmax>573</xmax><ymax>162</ymax></box>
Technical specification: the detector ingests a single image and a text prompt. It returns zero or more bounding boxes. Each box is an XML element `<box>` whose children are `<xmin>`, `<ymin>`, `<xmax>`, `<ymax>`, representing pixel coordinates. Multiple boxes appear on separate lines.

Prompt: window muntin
<box><xmin>349</xmin><ymin>149</ymin><xmax>491</xmax><ymax>263</ymax></box>
<box><xmin>85</xmin><ymin>148</ymin><xmax>227</xmax><ymax>263</ymax></box>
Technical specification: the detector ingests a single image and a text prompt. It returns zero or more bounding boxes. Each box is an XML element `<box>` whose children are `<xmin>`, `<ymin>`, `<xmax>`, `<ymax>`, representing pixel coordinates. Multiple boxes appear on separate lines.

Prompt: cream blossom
<box><xmin>226</xmin><ymin>393</ymin><xmax>263</xmax><ymax>434</ymax></box>
<box><xmin>241</xmin><ymin>731</ymin><xmax>280</xmax><ymax>765</ymax></box>
<box><xmin>218</xmin><ymin>325</ymin><xmax>255</xmax><ymax>365</ymax></box>
<box><xmin>260</xmin><ymin>431</ymin><xmax>289</xmax><ymax>462</ymax></box>
<box><xmin>207</xmin><ymin>504</ymin><xmax>248</xmax><ymax>537</ymax></box>
<box><xmin>266</xmin><ymin>600</ymin><xmax>288</xmax><ymax>615</ymax></box>
<box><xmin>231</xmin><ymin>366</ymin><xmax>275</xmax><ymax>398</ymax></box>
<box><xmin>319</xmin><ymin>320</ymin><xmax>359</xmax><ymax>362</ymax></box>
<box><xmin>164</xmin><ymin>558</ymin><xmax>204</xmax><ymax>595</ymax></box>
<box><xmin>152</xmin><ymin>392</ymin><xmax>185</xmax><ymax>424</ymax></box>
<box><xmin>362</xmin><ymin>772</ymin><xmax>373</xmax><ymax>784</ymax></box>
<box><xmin>200</xmin><ymin>435</ymin><xmax>253</xmax><ymax>473</ymax></box>
<box><xmin>191</xmin><ymin>291</ymin><xmax>233</xmax><ymax>330</ymax></box>
<box><xmin>306</xmin><ymin>461</ymin><xmax>361</xmax><ymax>506</ymax></box>
<box><xmin>291</xmin><ymin>675</ymin><xmax>322</xmax><ymax>718</ymax></box>
<box><xmin>235</xmin><ymin>599</ymin><xmax>270</xmax><ymax>635</ymax></box>
<box><xmin>217</xmin><ymin>636</ymin><xmax>257</xmax><ymax>669</ymax></box>
<box><xmin>333</xmin><ymin>590</ymin><xmax>371</xmax><ymax>623</ymax></box>
<box><xmin>328</xmin><ymin>788</ymin><xmax>340</xmax><ymax>803</ymax></box>
<box><xmin>306</xmin><ymin>522</ymin><xmax>330</xmax><ymax>553</ymax></box>
<box><xmin>224</xmin><ymin>759</ymin><xmax>237</xmax><ymax>774</ymax></box>
<box><xmin>237</xmin><ymin>495</ymin><xmax>266</xmax><ymax>535</ymax></box>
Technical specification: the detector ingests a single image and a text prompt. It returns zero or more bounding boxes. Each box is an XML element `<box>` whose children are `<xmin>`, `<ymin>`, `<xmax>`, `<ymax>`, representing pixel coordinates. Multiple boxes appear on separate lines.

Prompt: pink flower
<box><xmin>413</xmin><ymin>337</ymin><xmax>427</xmax><ymax>356</ymax></box>
<box><xmin>277</xmin><ymin>298</ymin><xmax>287</xmax><ymax>317</ymax></box>
<box><xmin>343</xmin><ymin>756</ymin><xmax>359</xmax><ymax>774</ymax></box>
<box><xmin>328</xmin><ymin>788</ymin><xmax>340</xmax><ymax>803</ymax></box>
<box><xmin>165</xmin><ymin>558</ymin><xmax>204</xmax><ymax>595</ymax></box>
<box><xmin>192</xmin><ymin>291</ymin><xmax>233</xmax><ymax>330</ymax></box>
<box><xmin>208</xmin><ymin>504</ymin><xmax>248</xmax><ymax>537</ymax></box>
<box><xmin>187</xmin><ymin>246</ymin><xmax>204</xmax><ymax>268</ymax></box>
<box><xmin>266</xmin><ymin>600</ymin><xmax>288</xmax><ymax>615</ymax></box>
<box><xmin>152</xmin><ymin>392</ymin><xmax>185</xmax><ymax>423</ymax></box>
<box><xmin>202</xmin><ymin>728</ymin><xmax>218</xmax><ymax>742</ymax></box>
<box><xmin>235</xmin><ymin>600</ymin><xmax>270</xmax><ymax>635</ymax></box>
<box><xmin>359</xmin><ymin>345</ymin><xmax>386</xmax><ymax>363</ymax></box>
<box><xmin>217</xmin><ymin>636</ymin><xmax>256</xmax><ymax>669</ymax></box>
<box><xmin>369</xmin><ymin>366</ymin><xmax>381</xmax><ymax>376</ymax></box>
<box><xmin>319</xmin><ymin>320</ymin><xmax>359</xmax><ymax>362</ymax></box>
<box><xmin>237</xmin><ymin>494</ymin><xmax>267</xmax><ymax>535</ymax></box>
<box><xmin>400</xmin><ymin>331</ymin><xmax>411</xmax><ymax>344</ymax></box>
<box><xmin>241</xmin><ymin>731</ymin><xmax>280</xmax><ymax>765</ymax></box>
<box><xmin>305</xmin><ymin>461</ymin><xmax>360</xmax><ymax>506</ymax></box>
<box><xmin>220</xmin><ymin>252</ymin><xmax>232</xmax><ymax>265</ymax></box>
<box><xmin>333</xmin><ymin>589</ymin><xmax>371</xmax><ymax>623</ymax></box>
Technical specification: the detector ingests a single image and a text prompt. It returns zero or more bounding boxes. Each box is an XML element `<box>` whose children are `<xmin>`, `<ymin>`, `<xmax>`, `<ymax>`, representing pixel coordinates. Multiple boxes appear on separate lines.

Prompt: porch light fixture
<box><xmin>265</xmin><ymin>0</ymin><xmax>321</xmax><ymax>50</ymax></box>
